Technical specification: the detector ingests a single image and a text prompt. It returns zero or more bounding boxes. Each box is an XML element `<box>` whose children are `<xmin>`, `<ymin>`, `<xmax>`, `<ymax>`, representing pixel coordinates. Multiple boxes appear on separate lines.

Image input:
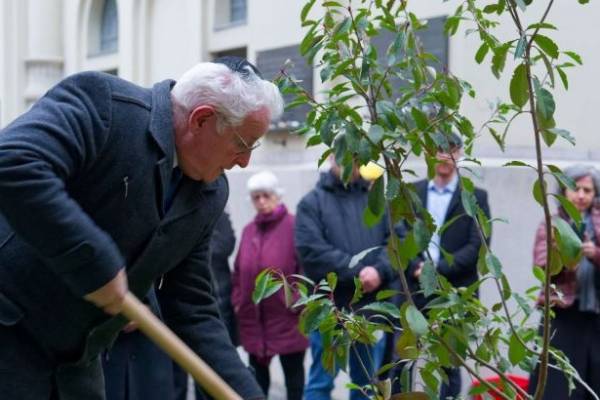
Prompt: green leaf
<box><xmin>475</xmin><ymin>42</ymin><xmax>489</xmax><ymax>64</ymax></box>
<box><xmin>419</xmin><ymin>260</ymin><xmax>438</xmax><ymax>297</ymax></box>
<box><xmin>351</xmin><ymin>277</ymin><xmax>363</xmax><ymax>305</ymax></box>
<box><xmin>491</xmin><ymin>44</ymin><xmax>510</xmax><ymax>79</ymax></box>
<box><xmin>508</xmin><ymin>332</ymin><xmax>527</xmax><ymax>365</ymax></box>
<box><xmin>395</xmin><ymin>330</ymin><xmax>418</xmax><ymax>360</ymax></box>
<box><xmin>539</xmin><ymin>52</ymin><xmax>555</xmax><ymax>88</ymax></box>
<box><xmin>282</xmin><ymin>275</ymin><xmax>294</xmax><ymax>308</ymax></box>
<box><xmin>503</xmin><ymin>160</ymin><xmax>531</xmax><ymax>167</ymax></box>
<box><xmin>552</xmin><ymin>194</ymin><xmax>582</xmax><ymax>226</ymax></box>
<box><xmin>461</xmin><ymin>190</ymin><xmax>478</xmax><ymax>217</ymax></box>
<box><xmin>547</xmin><ymin>128</ymin><xmax>576</xmax><ymax>146</ymax></box>
<box><xmin>326</xmin><ymin>272</ymin><xmax>338</xmax><ymax>292</ymax></box>
<box><xmin>514</xmin><ymin>0</ymin><xmax>527</xmax><ymax>11</ymax></box>
<box><xmin>405</xmin><ymin>305</ymin><xmax>428</xmax><ymax>337</ymax></box>
<box><xmin>332</xmin><ymin>17</ymin><xmax>352</xmax><ymax>38</ymax></box>
<box><xmin>509</xmin><ymin>64</ymin><xmax>529</xmax><ymax>107</ymax></box>
<box><xmin>300</xmin><ymin>302</ymin><xmax>332</xmax><ymax>334</ymax></box>
<box><xmin>527</xmin><ymin>22</ymin><xmax>558</xmax><ymax>31</ymax></box>
<box><xmin>553</xmin><ymin>218</ymin><xmax>583</xmax><ymax>269</ymax></box>
<box><xmin>300</xmin><ymin>0</ymin><xmax>317</xmax><ymax>22</ymax></box>
<box><xmin>533</xmin><ymin>34</ymin><xmax>559</xmax><ymax>59</ymax></box>
<box><xmin>376</xmin><ymin>289</ymin><xmax>400</xmax><ymax>301</ymax></box>
<box><xmin>547</xmin><ymin>164</ymin><xmax>576</xmax><ymax>191</ymax></box>
<box><xmin>348</xmin><ymin>246</ymin><xmax>380</xmax><ymax>269</ymax></box>
<box><xmin>306</xmin><ymin>135</ymin><xmax>322</xmax><ymax>147</ymax></box>
<box><xmin>368</xmin><ymin>124</ymin><xmax>385</xmax><ymax>143</ymax></box>
<box><xmin>541</xmin><ymin>129</ymin><xmax>557</xmax><ymax>147</ymax></box>
<box><xmin>514</xmin><ymin>35</ymin><xmax>527</xmax><ymax>59</ymax></box>
<box><xmin>252</xmin><ymin>269</ymin><xmax>281</xmax><ymax>304</ymax></box>
<box><xmin>563</xmin><ymin>51</ymin><xmax>583</xmax><ymax>65</ymax></box>
<box><xmin>556</xmin><ymin>66</ymin><xmax>569</xmax><ymax>90</ymax></box>
<box><xmin>411</xmin><ymin>107</ymin><xmax>429</xmax><ymax>131</ymax></box>
<box><xmin>533</xmin><ymin>265</ymin><xmax>546</xmax><ymax>283</ymax></box>
<box><xmin>485</xmin><ymin>251</ymin><xmax>503</xmax><ymax>278</ymax></box>
<box><xmin>532</xmin><ymin>178</ymin><xmax>546</xmax><ymax>206</ymax></box>
<box><xmin>367</xmin><ymin>176</ymin><xmax>385</xmax><ymax>218</ymax></box>
<box><xmin>534</xmin><ymin>81</ymin><xmax>556</xmax><ymax>120</ymax></box>
<box><xmin>360</xmin><ymin>301</ymin><xmax>401</xmax><ymax>319</ymax></box>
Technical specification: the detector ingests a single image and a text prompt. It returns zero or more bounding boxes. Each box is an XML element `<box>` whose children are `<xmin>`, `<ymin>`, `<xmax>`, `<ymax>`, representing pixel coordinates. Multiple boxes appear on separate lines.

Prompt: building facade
<box><xmin>1</xmin><ymin>0</ymin><xmax>600</xmax><ymax>310</ymax></box>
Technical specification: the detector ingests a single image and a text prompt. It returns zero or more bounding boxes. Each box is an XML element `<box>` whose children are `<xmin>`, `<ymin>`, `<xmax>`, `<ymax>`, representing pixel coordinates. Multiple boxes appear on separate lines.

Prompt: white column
<box><xmin>0</xmin><ymin>0</ymin><xmax>27</xmax><ymax>126</ymax></box>
<box><xmin>24</xmin><ymin>0</ymin><xmax>64</xmax><ymax>106</ymax></box>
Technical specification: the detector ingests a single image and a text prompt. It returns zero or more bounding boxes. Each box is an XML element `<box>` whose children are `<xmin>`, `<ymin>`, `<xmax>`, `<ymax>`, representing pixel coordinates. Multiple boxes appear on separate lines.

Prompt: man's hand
<box><xmin>582</xmin><ymin>241</ymin><xmax>597</xmax><ymax>259</ymax></box>
<box><xmin>84</xmin><ymin>269</ymin><xmax>128</xmax><ymax>315</ymax></box>
<box><xmin>359</xmin><ymin>266</ymin><xmax>382</xmax><ymax>293</ymax></box>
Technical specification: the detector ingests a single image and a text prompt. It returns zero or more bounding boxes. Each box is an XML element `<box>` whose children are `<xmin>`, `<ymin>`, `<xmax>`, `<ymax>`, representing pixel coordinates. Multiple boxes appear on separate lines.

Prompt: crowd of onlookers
<box><xmin>105</xmin><ymin>136</ymin><xmax>600</xmax><ymax>400</ymax></box>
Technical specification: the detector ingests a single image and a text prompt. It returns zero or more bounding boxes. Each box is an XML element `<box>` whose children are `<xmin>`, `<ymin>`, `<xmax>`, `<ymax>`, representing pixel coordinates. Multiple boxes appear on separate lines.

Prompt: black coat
<box><xmin>209</xmin><ymin>211</ymin><xmax>238</xmax><ymax>345</ymax></box>
<box><xmin>406</xmin><ymin>179</ymin><xmax>491</xmax><ymax>308</ymax></box>
<box><xmin>0</xmin><ymin>72</ymin><xmax>262</xmax><ymax>399</ymax></box>
<box><xmin>295</xmin><ymin>171</ymin><xmax>394</xmax><ymax>308</ymax></box>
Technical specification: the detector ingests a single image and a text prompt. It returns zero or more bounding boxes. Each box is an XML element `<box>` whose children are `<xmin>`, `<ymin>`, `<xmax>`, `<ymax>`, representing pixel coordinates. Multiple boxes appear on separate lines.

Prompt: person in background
<box><xmin>173</xmin><ymin>210</ymin><xmax>238</xmax><ymax>400</ymax></box>
<box><xmin>295</xmin><ymin>157</ymin><xmax>394</xmax><ymax>400</ymax></box>
<box><xmin>232</xmin><ymin>171</ymin><xmax>308</xmax><ymax>400</ymax></box>
<box><xmin>528</xmin><ymin>164</ymin><xmax>600</xmax><ymax>399</ymax></box>
<box><xmin>401</xmin><ymin>133</ymin><xmax>490</xmax><ymax>399</ymax></box>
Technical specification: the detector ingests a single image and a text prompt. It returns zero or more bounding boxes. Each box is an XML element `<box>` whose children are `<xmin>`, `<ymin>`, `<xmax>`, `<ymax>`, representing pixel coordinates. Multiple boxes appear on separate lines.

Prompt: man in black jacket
<box><xmin>295</xmin><ymin>158</ymin><xmax>394</xmax><ymax>400</ymax></box>
<box><xmin>0</xmin><ymin>57</ymin><xmax>282</xmax><ymax>400</ymax></box>
<box><xmin>405</xmin><ymin>134</ymin><xmax>491</xmax><ymax>399</ymax></box>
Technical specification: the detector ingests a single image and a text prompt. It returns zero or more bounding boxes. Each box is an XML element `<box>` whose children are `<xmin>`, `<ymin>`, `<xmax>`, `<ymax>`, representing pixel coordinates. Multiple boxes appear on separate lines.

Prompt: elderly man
<box><xmin>0</xmin><ymin>56</ymin><xmax>283</xmax><ymax>400</ymax></box>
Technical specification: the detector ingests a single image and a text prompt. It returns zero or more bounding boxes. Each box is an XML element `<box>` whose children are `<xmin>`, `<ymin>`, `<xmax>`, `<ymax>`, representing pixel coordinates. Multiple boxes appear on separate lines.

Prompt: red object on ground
<box><xmin>471</xmin><ymin>374</ymin><xmax>529</xmax><ymax>400</ymax></box>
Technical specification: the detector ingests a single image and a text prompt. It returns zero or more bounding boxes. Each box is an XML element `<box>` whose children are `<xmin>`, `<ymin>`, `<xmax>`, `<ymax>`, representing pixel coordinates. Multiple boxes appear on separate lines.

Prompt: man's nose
<box><xmin>236</xmin><ymin>152</ymin><xmax>251</xmax><ymax>168</ymax></box>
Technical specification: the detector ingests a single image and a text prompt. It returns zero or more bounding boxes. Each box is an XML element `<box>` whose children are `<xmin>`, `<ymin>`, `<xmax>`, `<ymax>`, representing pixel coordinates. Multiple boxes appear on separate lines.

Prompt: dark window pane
<box><xmin>256</xmin><ymin>45</ymin><xmax>313</xmax><ymax>129</ymax></box>
<box><xmin>213</xmin><ymin>47</ymin><xmax>247</xmax><ymax>60</ymax></box>
<box><xmin>371</xmin><ymin>16</ymin><xmax>448</xmax><ymax>95</ymax></box>
<box><xmin>231</xmin><ymin>0</ymin><xmax>246</xmax><ymax>23</ymax></box>
<box><xmin>100</xmin><ymin>0</ymin><xmax>118</xmax><ymax>53</ymax></box>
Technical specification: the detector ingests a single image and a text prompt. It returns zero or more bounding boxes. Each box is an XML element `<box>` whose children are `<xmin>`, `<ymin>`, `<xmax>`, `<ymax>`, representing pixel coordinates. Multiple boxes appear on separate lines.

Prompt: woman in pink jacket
<box><xmin>232</xmin><ymin>170</ymin><xmax>308</xmax><ymax>399</ymax></box>
<box><xmin>528</xmin><ymin>164</ymin><xmax>600</xmax><ymax>399</ymax></box>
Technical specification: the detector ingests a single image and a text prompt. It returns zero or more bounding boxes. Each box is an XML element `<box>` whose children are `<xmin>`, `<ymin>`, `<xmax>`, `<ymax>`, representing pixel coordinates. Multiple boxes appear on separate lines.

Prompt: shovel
<box><xmin>120</xmin><ymin>292</ymin><xmax>243</xmax><ymax>400</ymax></box>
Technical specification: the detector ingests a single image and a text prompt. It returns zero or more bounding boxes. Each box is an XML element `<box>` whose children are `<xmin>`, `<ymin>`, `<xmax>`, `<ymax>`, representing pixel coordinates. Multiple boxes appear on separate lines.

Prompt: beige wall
<box><xmin>1</xmin><ymin>1</ymin><xmax>600</xmax><ymax>319</ymax></box>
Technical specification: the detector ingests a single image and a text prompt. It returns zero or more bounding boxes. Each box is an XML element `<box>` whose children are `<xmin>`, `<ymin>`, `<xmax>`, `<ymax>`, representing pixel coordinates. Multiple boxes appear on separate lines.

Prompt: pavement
<box><xmin>186</xmin><ymin>348</ymin><xmax>350</xmax><ymax>399</ymax></box>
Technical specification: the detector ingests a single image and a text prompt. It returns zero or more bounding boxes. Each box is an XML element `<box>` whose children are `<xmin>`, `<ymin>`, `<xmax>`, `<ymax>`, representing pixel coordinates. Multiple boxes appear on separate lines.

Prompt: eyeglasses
<box><xmin>233</xmin><ymin>130</ymin><xmax>261</xmax><ymax>155</ymax></box>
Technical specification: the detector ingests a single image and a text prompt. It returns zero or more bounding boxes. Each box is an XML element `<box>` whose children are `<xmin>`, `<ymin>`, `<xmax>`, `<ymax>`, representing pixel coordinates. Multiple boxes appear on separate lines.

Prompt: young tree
<box><xmin>257</xmin><ymin>0</ymin><xmax>591</xmax><ymax>398</ymax></box>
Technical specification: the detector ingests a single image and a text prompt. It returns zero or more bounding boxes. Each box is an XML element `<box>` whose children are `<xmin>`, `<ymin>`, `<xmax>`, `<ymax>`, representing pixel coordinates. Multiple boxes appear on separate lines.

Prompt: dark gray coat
<box><xmin>0</xmin><ymin>72</ymin><xmax>262</xmax><ymax>399</ymax></box>
<box><xmin>295</xmin><ymin>171</ymin><xmax>394</xmax><ymax>308</ymax></box>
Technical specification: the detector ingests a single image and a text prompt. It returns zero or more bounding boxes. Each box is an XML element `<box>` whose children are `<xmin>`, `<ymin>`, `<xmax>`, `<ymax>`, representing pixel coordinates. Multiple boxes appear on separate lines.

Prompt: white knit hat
<box><xmin>247</xmin><ymin>170</ymin><xmax>284</xmax><ymax>196</ymax></box>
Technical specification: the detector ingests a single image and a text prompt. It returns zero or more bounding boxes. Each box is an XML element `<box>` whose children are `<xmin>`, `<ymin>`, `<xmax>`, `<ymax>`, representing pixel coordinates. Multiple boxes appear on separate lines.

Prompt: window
<box><xmin>100</xmin><ymin>0</ymin><xmax>118</xmax><ymax>53</ymax></box>
<box><xmin>213</xmin><ymin>47</ymin><xmax>247</xmax><ymax>60</ymax></box>
<box><xmin>230</xmin><ymin>0</ymin><xmax>246</xmax><ymax>23</ymax></box>
<box><xmin>256</xmin><ymin>45</ymin><xmax>313</xmax><ymax>130</ymax></box>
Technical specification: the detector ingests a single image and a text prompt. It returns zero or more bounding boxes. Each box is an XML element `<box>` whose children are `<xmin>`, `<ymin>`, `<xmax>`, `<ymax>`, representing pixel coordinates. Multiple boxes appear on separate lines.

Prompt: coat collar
<box><xmin>416</xmin><ymin>178</ymin><xmax>462</xmax><ymax>220</ymax></box>
<box><xmin>149</xmin><ymin>79</ymin><xmax>176</xmax><ymax>160</ymax></box>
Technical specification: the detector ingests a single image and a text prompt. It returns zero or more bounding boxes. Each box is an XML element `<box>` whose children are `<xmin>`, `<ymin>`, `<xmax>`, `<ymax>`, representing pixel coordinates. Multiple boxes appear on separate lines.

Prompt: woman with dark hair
<box><xmin>528</xmin><ymin>164</ymin><xmax>600</xmax><ymax>399</ymax></box>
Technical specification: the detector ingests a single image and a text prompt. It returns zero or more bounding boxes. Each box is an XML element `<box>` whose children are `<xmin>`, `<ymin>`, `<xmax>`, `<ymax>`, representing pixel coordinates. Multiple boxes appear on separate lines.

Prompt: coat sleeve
<box><xmin>0</xmin><ymin>72</ymin><xmax>124</xmax><ymax>296</ymax></box>
<box><xmin>436</xmin><ymin>189</ymin><xmax>491</xmax><ymax>280</ymax></box>
<box><xmin>157</xmin><ymin>231</ymin><xmax>264</xmax><ymax>400</ymax></box>
<box><xmin>371</xmin><ymin>213</ymin><xmax>396</xmax><ymax>286</ymax></box>
<box><xmin>294</xmin><ymin>193</ymin><xmax>359</xmax><ymax>285</ymax></box>
<box><xmin>211</xmin><ymin>211</ymin><xmax>236</xmax><ymax>259</ymax></box>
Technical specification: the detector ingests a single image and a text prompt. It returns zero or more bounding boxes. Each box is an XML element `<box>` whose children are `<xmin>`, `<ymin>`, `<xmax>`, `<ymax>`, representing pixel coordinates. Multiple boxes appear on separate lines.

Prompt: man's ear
<box><xmin>188</xmin><ymin>105</ymin><xmax>216</xmax><ymax>132</ymax></box>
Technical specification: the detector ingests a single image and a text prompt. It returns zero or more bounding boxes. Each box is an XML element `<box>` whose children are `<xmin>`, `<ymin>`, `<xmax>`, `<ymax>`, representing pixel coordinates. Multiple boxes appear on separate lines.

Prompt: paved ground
<box><xmin>186</xmin><ymin>349</ymin><xmax>350</xmax><ymax>399</ymax></box>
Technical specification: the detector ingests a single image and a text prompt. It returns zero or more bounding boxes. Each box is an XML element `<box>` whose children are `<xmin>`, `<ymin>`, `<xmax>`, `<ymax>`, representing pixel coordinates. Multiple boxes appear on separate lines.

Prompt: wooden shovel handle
<box><xmin>120</xmin><ymin>292</ymin><xmax>242</xmax><ymax>400</ymax></box>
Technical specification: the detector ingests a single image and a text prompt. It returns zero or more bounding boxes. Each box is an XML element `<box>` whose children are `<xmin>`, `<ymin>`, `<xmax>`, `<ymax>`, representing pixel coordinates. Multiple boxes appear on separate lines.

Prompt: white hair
<box><xmin>247</xmin><ymin>170</ymin><xmax>284</xmax><ymax>197</ymax></box>
<box><xmin>171</xmin><ymin>62</ymin><xmax>284</xmax><ymax>132</ymax></box>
